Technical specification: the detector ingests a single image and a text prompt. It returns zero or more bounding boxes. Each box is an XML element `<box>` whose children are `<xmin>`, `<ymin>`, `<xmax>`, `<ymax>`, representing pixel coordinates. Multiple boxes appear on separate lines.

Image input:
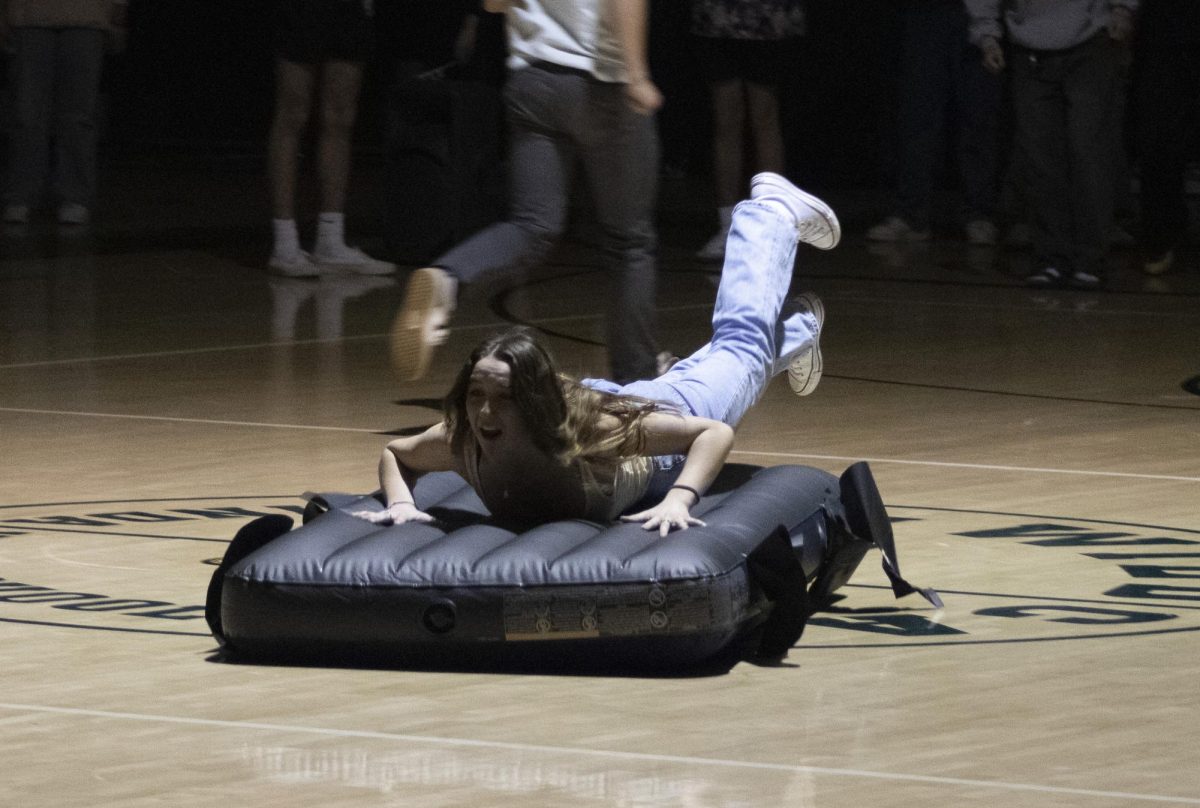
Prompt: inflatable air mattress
<box><xmin>208</xmin><ymin>462</ymin><xmax>936</xmax><ymax>670</ymax></box>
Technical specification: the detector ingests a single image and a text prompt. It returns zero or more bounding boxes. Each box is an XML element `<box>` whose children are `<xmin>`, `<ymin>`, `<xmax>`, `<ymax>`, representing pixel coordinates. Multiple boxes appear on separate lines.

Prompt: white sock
<box><xmin>272</xmin><ymin>218</ymin><xmax>301</xmax><ymax>259</ymax></box>
<box><xmin>315</xmin><ymin>211</ymin><xmax>346</xmax><ymax>255</ymax></box>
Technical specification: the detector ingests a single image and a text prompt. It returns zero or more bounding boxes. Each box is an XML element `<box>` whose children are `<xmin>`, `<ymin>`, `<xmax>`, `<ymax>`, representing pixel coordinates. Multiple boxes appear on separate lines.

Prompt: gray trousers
<box><xmin>3</xmin><ymin>26</ymin><xmax>106</xmax><ymax>208</ymax></box>
<box><xmin>1010</xmin><ymin>34</ymin><xmax>1124</xmax><ymax>275</ymax></box>
<box><xmin>435</xmin><ymin>63</ymin><xmax>661</xmax><ymax>384</ymax></box>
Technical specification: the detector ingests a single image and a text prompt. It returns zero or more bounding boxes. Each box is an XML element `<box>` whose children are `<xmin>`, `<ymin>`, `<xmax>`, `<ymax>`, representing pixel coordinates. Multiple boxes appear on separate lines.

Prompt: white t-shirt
<box><xmin>505</xmin><ymin>0</ymin><xmax>628</xmax><ymax>83</ymax></box>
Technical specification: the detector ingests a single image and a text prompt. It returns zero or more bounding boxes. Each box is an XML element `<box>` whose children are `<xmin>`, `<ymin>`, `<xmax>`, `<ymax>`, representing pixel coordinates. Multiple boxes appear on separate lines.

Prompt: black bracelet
<box><xmin>669</xmin><ymin>484</ymin><xmax>701</xmax><ymax>504</ymax></box>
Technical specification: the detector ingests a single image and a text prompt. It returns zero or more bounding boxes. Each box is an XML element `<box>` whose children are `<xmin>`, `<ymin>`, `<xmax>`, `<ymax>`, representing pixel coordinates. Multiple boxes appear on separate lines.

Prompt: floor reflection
<box><xmin>242</xmin><ymin>743</ymin><xmax>818</xmax><ymax>806</ymax></box>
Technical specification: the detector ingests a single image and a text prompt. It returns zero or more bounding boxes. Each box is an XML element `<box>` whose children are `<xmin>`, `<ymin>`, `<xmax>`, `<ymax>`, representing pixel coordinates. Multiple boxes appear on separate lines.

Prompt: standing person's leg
<box><xmin>51</xmin><ymin>27</ymin><xmax>105</xmax><ymax>224</ymax></box>
<box><xmin>695</xmin><ymin>76</ymin><xmax>746</xmax><ymax>260</ymax></box>
<box><xmin>309</xmin><ymin>59</ymin><xmax>394</xmax><ymax>274</ymax></box>
<box><xmin>1010</xmin><ymin>51</ymin><xmax>1073</xmax><ymax>285</ymax></box>
<box><xmin>869</xmin><ymin>7</ymin><xmax>947</xmax><ymax>241</ymax></box>
<box><xmin>953</xmin><ymin>9</ymin><xmax>1002</xmax><ymax>242</ymax></box>
<box><xmin>692</xmin><ymin>31</ymin><xmax>747</xmax><ymax>262</ymax></box>
<box><xmin>996</xmin><ymin>72</ymin><xmax>1032</xmax><ymax>245</ymax></box>
<box><xmin>267</xmin><ymin>58</ymin><xmax>318</xmax><ymax>275</ymax></box>
<box><xmin>3</xmin><ymin>27</ymin><xmax>56</xmax><ymax>222</ymax></box>
<box><xmin>1135</xmin><ymin>45</ymin><xmax>1197</xmax><ymax>273</ymax></box>
<box><xmin>267</xmin><ymin>59</ymin><xmax>315</xmax><ymax>223</ymax></box>
<box><xmin>710</xmin><ymin>80</ymin><xmax>748</xmax><ymax>207</ymax></box>
<box><xmin>580</xmin><ymin>81</ymin><xmax>661</xmax><ymax>385</ymax></box>
<box><xmin>746</xmin><ymin>81</ymin><xmax>785</xmax><ymax>173</ymax></box>
<box><xmin>435</xmin><ymin>68</ymin><xmax>577</xmax><ymax>285</ymax></box>
<box><xmin>389</xmin><ymin>66</ymin><xmax>576</xmax><ymax>381</ymax></box>
<box><xmin>315</xmin><ymin>59</ymin><xmax>362</xmax><ymax>231</ymax></box>
<box><xmin>1062</xmin><ymin>35</ymin><xmax>1123</xmax><ymax>287</ymax></box>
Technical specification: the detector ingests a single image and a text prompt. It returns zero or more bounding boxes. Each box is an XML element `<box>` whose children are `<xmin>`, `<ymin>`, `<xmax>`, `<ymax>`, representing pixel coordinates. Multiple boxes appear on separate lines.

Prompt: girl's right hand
<box><xmin>350</xmin><ymin>502</ymin><xmax>435</xmax><ymax>526</ymax></box>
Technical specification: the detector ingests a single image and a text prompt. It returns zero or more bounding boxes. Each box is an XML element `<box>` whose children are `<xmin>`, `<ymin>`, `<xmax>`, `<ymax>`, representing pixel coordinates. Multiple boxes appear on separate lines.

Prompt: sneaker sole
<box><xmin>750</xmin><ymin>173</ymin><xmax>841</xmax><ymax>250</ymax></box>
<box><xmin>313</xmin><ymin>259</ymin><xmax>397</xmax><ymax>276</ymax></box>
<box><xmin>1025</xmin><ymin>269</ymin><xmax>1063</xmax><ymax>288</ymax></box>
<box><xmin>788</xmin><ymin>343</ymin><xmax>823</xmax><ymax>396</ymax></box>
<box><xmin>267</xmin><ymin>260</ymin><xmax>319</xmax><ymax>278</ymax></box>
<box><xmin>389</xmin><ymin>268</ymin><xmax>451</xmax><ymax>381</ymax></box>
<box><xmin>788</xmin><ymin>293</ymin><xmax>824</xmax><ymax>396</ymax></box>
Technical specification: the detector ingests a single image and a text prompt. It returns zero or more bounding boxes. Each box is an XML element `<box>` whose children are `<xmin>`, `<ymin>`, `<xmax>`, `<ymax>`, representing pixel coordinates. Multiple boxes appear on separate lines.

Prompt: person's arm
<box><xmin>453</xmin><ymin>10</ymin><xmax>480</xmax><ymax>63</ymax></box>
<box><xmin>608</xmin><ymin>0</ymin><xmax>663</xmax><ymax>115</ymax></box>
<box><xmin>1107</xmin><ymin>1</ymin><xmax>1136</xmax><ymax>42</ymax></box>
<box><xmin>351</xmin><ymin>422</ymin><xmax>457</xmax><ymax>525</ymax></box>
<box><xmin>0</xmin><ymin>0</ymin><xmax>12</xmax><ymax>49</ymax></box>
<box><xmin>619</xmin><ymin>412</ymin><xmax>735</xmax><ymax>537</ymax></box>
<box><xmin>963</xmin><ymin>0</ymin><xmax>1006</xmax><ymax>73</ymax></box>
<box><xmin>109</xmin><ymin>0</ymin><xmax>129</xmax><ymax>54</ymax></box>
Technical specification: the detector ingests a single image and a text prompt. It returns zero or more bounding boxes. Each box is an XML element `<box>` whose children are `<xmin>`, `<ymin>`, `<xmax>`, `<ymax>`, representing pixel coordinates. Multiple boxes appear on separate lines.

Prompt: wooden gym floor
<box><xmin>1</xmin><ymin>160</ymin><xmax>1198</xmax><ymax>807</ymax></box>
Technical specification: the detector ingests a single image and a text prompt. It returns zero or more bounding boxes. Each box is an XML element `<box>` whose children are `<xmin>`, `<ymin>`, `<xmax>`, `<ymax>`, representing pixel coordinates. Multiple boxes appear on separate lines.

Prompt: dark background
<box><xmin>85</xmin><ymin>0</ymin><xmax>902</xmax><ymax>189</ymax></box>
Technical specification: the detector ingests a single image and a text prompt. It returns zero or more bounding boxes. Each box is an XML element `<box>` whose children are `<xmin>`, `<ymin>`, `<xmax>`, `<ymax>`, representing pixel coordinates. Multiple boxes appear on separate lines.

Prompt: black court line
<box><xmin>844</xmin><ymin>581</ymin><xmax>1200</xmax><ymax>613</ymax></box>
<box><xmin>0</xmin><ymin>525</ymin><xmax>229</xmax><ymax>543</ymax></box>
<box><xmin>489</xmin><ymin>269</ymin><xmax>606</xmax><ymax>348</ymax></box>
<box><xmin>833</xmin><ymin>375</ymin><xmax>1200</xmax><ymax>412</ymax></box>
<box><xmin>801</xmin><ymin>623</ymin><xmax>1200</xmax><ymax>648</ymax></box>
<box><xmin>4</xmin><ymin>501</ymin><xmax>1195</xmax><ymax>648</ymax></box>
<box><xmin>0</xmin><ymin>615</ymin><xmax>209</xmax><ymax>637</ymax></box>
<box><xmin>493</xmin><ymin>250</ymin><xmax>1200</xmax><ymax>300</ymax></box>
<box><xmin>888</xmin><ymin>504</ymin><xmax>1200</xmax><ymax>536</ymax></box>
<box><xmin>801</xmin><ymin>267</ymin><xmax>1200</xmax><ymax>299</ymax></box>
<box><xmin>488</xmin><ymin>274</ymin><xmax>1200</xmax><ymax>411</ymax></box>
<box><xmin>0</xmin><ymin>495</ymin><xmax>302</xmax><ymax>511</ymax></box>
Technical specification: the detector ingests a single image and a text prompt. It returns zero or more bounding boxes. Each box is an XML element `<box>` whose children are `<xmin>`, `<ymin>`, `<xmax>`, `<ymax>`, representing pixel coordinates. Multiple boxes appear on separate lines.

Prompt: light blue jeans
<box><xmin>584</xmin><ymin>199</ymin><xmax>813</xmax><ymax>425</ymax></box>
<box><xmin>583</xmin><ymin>200</ymin><xmax>815</xmax><ymax>502</ymax></box>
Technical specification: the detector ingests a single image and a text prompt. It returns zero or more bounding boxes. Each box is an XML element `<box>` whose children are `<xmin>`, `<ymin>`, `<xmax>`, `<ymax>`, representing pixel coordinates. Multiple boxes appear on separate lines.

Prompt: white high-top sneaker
<box><xmin>783</xmin><ymin>292</ymin><xmax>825</xmax><ymax>396</ymax></box>
<box><xmin>749</xmin><ymin>172</ymin><xmax>841</xmax><ymax>250</ymax></box>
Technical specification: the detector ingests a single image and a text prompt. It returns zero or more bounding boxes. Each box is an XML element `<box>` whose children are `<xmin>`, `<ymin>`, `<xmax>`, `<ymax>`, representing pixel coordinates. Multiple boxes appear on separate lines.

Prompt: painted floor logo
<box><xmin>805</xmin><ymin>505</ymin><xmax>1200</xmax><ymax>647</ymax></box>
<box><xmin>0</xmin><ymin>496</ymin><xmax>307</xmax><ymax>637</ymax></box>
<box><xmin>2</xmin><ymin>497</ymin><xmax>1197</xmax><ymax>648</ymax></box>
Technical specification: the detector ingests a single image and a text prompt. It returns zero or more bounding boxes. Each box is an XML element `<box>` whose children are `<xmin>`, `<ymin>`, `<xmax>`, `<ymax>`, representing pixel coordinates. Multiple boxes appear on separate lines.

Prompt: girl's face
<box><xmin>466</xmin><ymin>355</ymin><xmax>530</xmax><ymax>456</ymax></box>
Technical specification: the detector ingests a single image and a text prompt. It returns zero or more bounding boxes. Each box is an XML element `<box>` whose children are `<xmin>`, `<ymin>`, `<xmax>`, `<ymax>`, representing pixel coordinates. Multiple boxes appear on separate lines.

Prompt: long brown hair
<box><xmin>443</xmin><ymin>328</ymin><xmax>664</xmax><ymax>464</ymax></box>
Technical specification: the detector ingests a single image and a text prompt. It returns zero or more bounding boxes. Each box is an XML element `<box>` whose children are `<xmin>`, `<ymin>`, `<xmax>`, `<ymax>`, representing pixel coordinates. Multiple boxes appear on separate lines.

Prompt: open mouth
<box><xmin>477</xmin><ymin>426</ymin><xmax>502</xmax><ymax>441</ymax></box>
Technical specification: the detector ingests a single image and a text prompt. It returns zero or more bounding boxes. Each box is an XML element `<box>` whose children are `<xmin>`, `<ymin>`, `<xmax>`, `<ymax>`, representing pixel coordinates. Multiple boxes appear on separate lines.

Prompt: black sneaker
<box><xmin>1025</xmin><ymin>266</ymin><xmax>1063</xmax><ymax>287</ymax></box>
<box><xmin>1068</xmin><ymin>269</ymin><xmax>1103</xmax><ymax>290</ymax></box>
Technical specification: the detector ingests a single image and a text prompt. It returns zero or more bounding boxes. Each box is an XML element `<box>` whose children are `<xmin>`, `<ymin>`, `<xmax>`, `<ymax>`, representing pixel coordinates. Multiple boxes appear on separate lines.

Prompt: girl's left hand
<box><xmin>621</xmin><ymin>501</ymin><xmax>706</xmax><ymax>538</ymax></box>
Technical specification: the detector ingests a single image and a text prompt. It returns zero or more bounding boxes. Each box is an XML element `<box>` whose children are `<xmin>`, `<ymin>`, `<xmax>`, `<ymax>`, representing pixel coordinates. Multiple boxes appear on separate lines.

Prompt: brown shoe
<box><xmin>389</xmin><ymin>267</ymin><xmax>458</xmax><ymax>381</ymax></box>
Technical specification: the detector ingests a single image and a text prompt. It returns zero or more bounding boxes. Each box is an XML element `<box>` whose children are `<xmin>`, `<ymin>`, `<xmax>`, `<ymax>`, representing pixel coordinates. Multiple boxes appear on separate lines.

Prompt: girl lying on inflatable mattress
<box><xmin>352</xmin><ymin>172</ymin><xmax>837</xmax><ymax>536</ymax></box>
